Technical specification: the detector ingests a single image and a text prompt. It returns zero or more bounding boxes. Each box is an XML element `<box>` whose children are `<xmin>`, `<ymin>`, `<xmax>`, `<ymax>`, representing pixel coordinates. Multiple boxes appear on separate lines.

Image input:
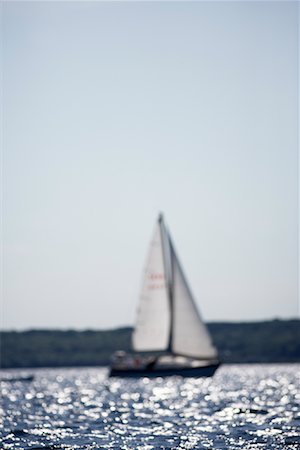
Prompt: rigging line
<box><xmin>159</xmin><ymin>214</ymin><xmax>174</xmax><ymax>354</ymax></box>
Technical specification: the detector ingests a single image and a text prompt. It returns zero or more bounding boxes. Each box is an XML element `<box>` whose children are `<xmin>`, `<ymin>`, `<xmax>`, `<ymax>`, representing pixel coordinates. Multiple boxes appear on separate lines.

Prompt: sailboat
<box><xmin>109</xmin><ymin>214</ymin><xmax>220</xmax><ymax>378</ymax></box>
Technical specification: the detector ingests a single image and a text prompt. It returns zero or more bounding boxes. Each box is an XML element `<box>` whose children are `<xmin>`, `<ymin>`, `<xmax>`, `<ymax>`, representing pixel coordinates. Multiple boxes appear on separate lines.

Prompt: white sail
<box><xmin>132</xmin><ymin>219</ymin><xmax>171</xmax><ymax>352</ymax></box>
<box><xmin>170</xmin><ymin>238</ymin><xmax>218</xmax><ymax>359</ymax></box>
<box><xmin>132</xmin><ymin>214</ymin><xmax>217</xmax><ymax>360</ymax></box>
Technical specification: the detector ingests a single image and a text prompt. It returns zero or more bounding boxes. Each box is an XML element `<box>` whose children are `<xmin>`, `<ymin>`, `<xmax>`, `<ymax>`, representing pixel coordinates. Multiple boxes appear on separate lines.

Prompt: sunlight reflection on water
<box><xmin>1</xmin><ymin>364</ymin><xmax>299</xmax><ymax>449</ymax></box>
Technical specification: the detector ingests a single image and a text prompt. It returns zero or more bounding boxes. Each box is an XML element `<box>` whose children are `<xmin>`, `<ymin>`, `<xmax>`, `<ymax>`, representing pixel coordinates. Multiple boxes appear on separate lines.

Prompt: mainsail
<box><xmin>132</xmin><ymin>214</ymin><xmax>217</xmax><ymax>360</ymax></box>
<box><xmin>132</xmin><ymin>218</ymin><xmax>171</xmax><ymax>351</ymax></box>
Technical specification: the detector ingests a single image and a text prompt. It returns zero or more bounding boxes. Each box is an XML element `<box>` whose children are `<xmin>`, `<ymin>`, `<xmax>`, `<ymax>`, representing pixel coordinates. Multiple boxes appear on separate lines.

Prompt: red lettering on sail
<box><xmin>148</xmin><ymin>273</ymin><xmax>165</xmax><ymax>280</ymax></box>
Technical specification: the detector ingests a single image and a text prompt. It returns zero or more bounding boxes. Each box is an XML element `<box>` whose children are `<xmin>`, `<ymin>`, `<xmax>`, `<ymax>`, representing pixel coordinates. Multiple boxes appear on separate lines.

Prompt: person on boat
<box><xmin>145</xmin><ymin>356</ymin><xmax>158</xmax><ymax>370</ymax></box>
<box><xmin>111</xmin><ymin>351</ymin><xmax>127</xmax><ymax>368</ymax></box>
<box><xmin>133</xmin><ymin>356</ymin><xmax>142</xmax><ymax>367</ymax></box>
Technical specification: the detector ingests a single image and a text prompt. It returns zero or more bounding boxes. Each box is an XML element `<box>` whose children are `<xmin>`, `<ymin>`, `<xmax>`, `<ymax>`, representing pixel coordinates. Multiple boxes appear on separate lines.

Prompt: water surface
<box><xmin>1</xmin><ymin>364</ymin><xmax>299</xmax><ymax>449</ymax></box>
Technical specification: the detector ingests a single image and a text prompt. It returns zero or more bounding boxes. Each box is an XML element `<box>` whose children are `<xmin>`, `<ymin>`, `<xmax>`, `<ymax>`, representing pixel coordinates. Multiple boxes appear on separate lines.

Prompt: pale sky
<box><xmin>1</xmin><ymin>1</ymin><xmax>299</xmax><ymax>330</ymax></box>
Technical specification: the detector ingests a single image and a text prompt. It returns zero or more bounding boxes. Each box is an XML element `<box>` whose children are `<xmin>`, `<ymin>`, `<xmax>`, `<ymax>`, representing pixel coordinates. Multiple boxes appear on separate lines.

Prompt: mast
<box><xmin>158</xmin><ymin>213</ymin><xmax>174</xmax><ymax>354</ymax></box>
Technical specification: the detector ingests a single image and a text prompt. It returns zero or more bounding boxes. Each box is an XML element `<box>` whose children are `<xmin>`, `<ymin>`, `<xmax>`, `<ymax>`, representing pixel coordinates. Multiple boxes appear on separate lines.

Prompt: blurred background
<box><xmin>2</xmin><ymin>1</ymin><xmax>299</xmax><ymax>330</ymax></box>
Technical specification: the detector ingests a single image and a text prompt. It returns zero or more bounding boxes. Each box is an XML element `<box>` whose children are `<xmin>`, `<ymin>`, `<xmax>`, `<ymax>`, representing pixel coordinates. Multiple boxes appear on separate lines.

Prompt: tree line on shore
<box><xmin>1</xmin><ymin>319</ymin><xmax>299</xmax><ymax>369</ymax></box>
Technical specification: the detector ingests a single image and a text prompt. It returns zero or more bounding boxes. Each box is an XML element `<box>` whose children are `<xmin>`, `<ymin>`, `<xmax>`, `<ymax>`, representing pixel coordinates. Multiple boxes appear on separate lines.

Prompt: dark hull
<box><xmin>0</xmin><ymin>375</ymin><xmax>34</xmax><ymax>383</ymax></box>
<box><xmin>109</xmin><ymin>362</ymin><xmax>220</xmax><ymax>378</ymax></box>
